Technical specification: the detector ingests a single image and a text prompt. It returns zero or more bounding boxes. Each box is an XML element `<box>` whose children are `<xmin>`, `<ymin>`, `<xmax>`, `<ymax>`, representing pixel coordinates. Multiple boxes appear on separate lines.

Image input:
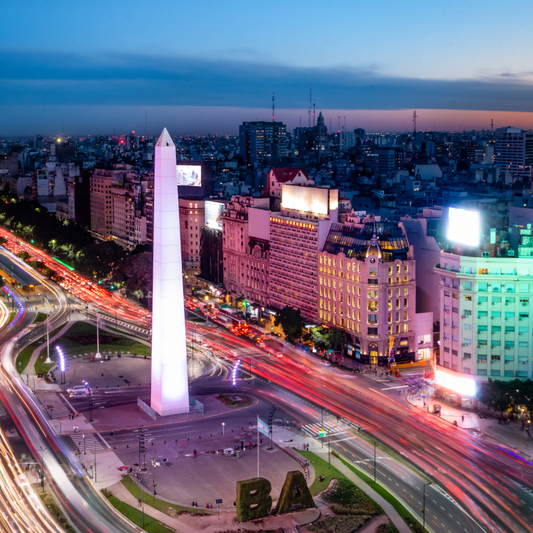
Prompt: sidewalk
<box><xmin>407</xmin><ymin>392</ymin><xmax>533</xmax><ymax>460</ymax></box>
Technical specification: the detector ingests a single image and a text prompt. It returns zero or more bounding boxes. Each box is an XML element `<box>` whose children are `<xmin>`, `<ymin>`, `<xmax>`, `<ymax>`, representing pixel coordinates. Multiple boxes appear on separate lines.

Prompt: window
<box><xmin>519</xmin><ymin>313</ymin><xmax>529</xmax><ymax>320</ymax></box>
<box><xmin>464</xmin><ymin>309</ymin><xmax>471</xmax><ymax>317</ymax></box>
<box><xmin>404</xmin><ymin>298</ymin><xmax>408</xmax><ymax>307</ymax></box>
<box><xmin>491</xmin><ymin>311</ymin><xmax>501</xmax><ymax>318</ymax></box>
<box><xmin>465</xmin><ymin>295</ymin><xmax>472</xmax><ymax>301</ymax></box>
<box><xmin>368</xmin><ymin>301</ymin><xmax>378</xmax><ymax>312</ymax></box>
<box><xmin>519</xmin><ymin>341</ymin><xmax>529</xmax><ymax>348</ymax></box>
<box><xmin>404</xmin><ymin>288</ymin><xmax>408</xmax><ymax>296</ymax></box>
<box><xmin>404</xmin><ymin>311</ymin><xmax>408</xmax><ymax>321</ymax></box>
<box><xmin>369</xmin><ymin>267</ymin><xmax>376</xmax><ymax>276</ymax></box>
<box><xmin>505</xmin><ymin>312</ymin><xmax>515</xmax><ymax>319</ymax></box>
<box><xmin>491</xmin><ymin>370</ymin><xmax>501</xmax><ymax>377</ymax></box>
<box><xmin>444</xmin><ymin>290</ymin><xmax>450</xmax><ymax>297</ymax></box>
<box><xmin>464</xmin><ymin>353</ymin><xmax>471</xmax><ymax>359</ymax></box>
<box><xmin>520</xmin><ymin>283</ymin><xmax>529</xmax><ymax>293</ymax></box>
<box><xmin>478</xmin><ymin>370</ymin><xmax>487</xmax><ymax>376</ymax></box>
<box><xmin>492</xmin><ymin>283</ymin><xmax>502</xmax><ymax>292</ymax></box>
<box><xmin>465</xmin><ymin>324</ymin><xmax>471</xmax><ymax>330</ymax></box>
<box><xmin>404</xmin><ymin>265</ymin><xmax>408</xmax><ymax>273</ymax></box>
<box><xmin>479</xmin><ymin>282</ymin><xmax>488</xmax><ymax>292</ymax></box>
<box><xmin>396</xmin><ymin>264</ymin><xmax>400</xmax><ymax>274</ymax></box>
<box><xmin>478</xmin><ymin>296</ymin><xmax>488</xmax><ymax>303</ymax></box>
<box><xmin>505</xmin><ymin>341</ymin><xmax>514</xmax><ymax>350</ymax></box>
<box><xmin>492</xmin><ymin>297</ymin><xmax>501</xmax><ymax>305</ymax></box>
<box><xmin>491</xmin><ymin>341</ymin><xmax>501</xmax><ymax>347</ymax></box>
<box><xmin>477</xmin><ymin>354</ymin><xmax>487</xmax><ymax>362</ymax></box>
<box><xmin>464</xmin><ymin>281</ymin><xmax>472</xmax><ymax>291</ymax></box>
<box><xmin>478</xmin><ymin>311</ymin><xmax>487</xmax><ymax>318</ymax></box>
<box><xmin>367</xmin><ymin>327</ymin><xmax>378</xmax><ymax>335</ymax></box>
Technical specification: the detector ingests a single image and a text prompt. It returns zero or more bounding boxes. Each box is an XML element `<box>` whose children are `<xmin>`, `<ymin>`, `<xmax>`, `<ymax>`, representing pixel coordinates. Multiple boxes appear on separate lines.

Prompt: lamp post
<box><xmin>83</xmin><ymin>434</ymin><xmax>86</xmax><ymax>455</ymax></box>
<box><xmin>59</xmin><ymin>420</ymin><xmax>62</xmax><ymax>434</ymax></box>
<box><xmin>422</xmin><ymin>482</ymin><xmax>433</xmax><ymax>531</ymax></box>
<box><xmin>373</xmin><ymin>440</ymin><xmax>377</xmax><ymax>483</ymax></box>
<box><xmin>222</xmin><ymin>422</ymin><xmax>225</xmax><ymax>436</ymax></box>
<box><xmin>139</xmin><ymin>476</ymin><xmax>145</xmax><ymax>527</ymax></box>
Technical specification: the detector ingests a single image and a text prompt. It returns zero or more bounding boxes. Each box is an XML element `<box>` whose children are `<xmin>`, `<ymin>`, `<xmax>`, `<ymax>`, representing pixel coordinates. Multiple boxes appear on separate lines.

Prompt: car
<box><xmin>66</xmin><ymin>385</ymin><xmax>88</xmax><ymax>394</ymax></box>
<box><xmin>321</xmin><ymin>360</ymin><xmax>332</xmax><ymax>367</ymax></box>
<box><xmin>69</xmin><ymin>390</ymin><xmax>89</xmax><ymax>398</ymax></box>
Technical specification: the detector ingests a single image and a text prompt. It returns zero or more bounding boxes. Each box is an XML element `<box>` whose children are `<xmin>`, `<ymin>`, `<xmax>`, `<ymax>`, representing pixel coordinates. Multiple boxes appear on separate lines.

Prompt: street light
<box><xmin>59</xmin><ymin>420</ymin><xmax>62</xmax><ymax>434</ymax></box>
<box><xmin>222</xmin><ymin>422</ymin><xmax>225</xmax><ymax>436</ymax></box>
<box><xmin>422</xmin><ymin>482</ymin><xmax>433</xmax><ymax>532</ymax></box>
<box><xmin>83</xmin><ymin>434</ymin><xmax>86</xmax><ymax>455</ymax></box>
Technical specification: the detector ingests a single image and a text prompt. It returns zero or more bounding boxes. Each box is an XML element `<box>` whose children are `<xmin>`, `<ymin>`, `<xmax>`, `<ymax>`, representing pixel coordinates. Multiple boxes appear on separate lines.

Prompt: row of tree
<box><xmin>0</xmin><ymin>193</ymin><xmax>132</xmax><ymax>280</ymax></box>
<box><xmin>477</xmin><ymin>379</ymin><xmax>533</xmax><ymax>417</ymax></box>
<box><xmin>273</xmin><ymin>306</ymin><xmax>346</xmax><ymax>351</ymax></box>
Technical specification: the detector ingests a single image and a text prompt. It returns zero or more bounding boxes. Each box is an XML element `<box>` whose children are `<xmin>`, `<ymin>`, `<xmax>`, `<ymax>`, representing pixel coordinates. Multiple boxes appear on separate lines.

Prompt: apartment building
<box><xmin>436</xmin><ymin>240</ymin><xmax>533</xmax><ymax>381</ymax></box>
<box><xmin>222</xmin><ymin>195</ymin><xmax>270</xmax><ymax>307</ymax></box>
<box><xmin>179</xmin><ymin>199</ymin><xmax>205</xmax><ymax>278</ymax></box>
<box><xmin>269</xmin><ymin>185</ymin><xmax>338</xmax><ymax>321</ymax></box>
<box><xmin>319</xmin><ymin>214</ymin><xmax>416</xmax><ymax>365</ymax></box>
<box><xmin>90</xmin><ymin>170</ymin><xmax>114</xmax><ymax>239</ymax></box>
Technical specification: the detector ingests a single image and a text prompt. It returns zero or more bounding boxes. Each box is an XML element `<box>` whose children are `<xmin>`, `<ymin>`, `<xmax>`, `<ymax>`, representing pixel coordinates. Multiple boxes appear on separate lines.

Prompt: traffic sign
<box><xmin>216</xmin><ymin>499</ymin><xmax>223</xmax><ymax>504</ymax></box>
<box><xmin>318</xmin><ymin>429</ymin><xmax>326</xmax><ymax>437</ymax></box>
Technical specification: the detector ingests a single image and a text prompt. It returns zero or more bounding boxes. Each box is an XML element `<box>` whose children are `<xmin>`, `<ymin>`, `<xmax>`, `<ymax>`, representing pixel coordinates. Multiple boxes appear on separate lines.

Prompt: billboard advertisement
<box><xmin>281</xmin><ymin>184</ymin><xmax>328</xmax><ymax>215</ymax></box>
<box><xmin>447</xmin><ymin>207</ymin><xmax>480</xmax><ymax>247</ymax></box>
<box><xmin>177</xmin><ymin>165</ymin><xmax>202</xmax><ymax>187</ymax></box>
<box><xmin>205</xmin><ymin>201</ymin><xmax>224</xmax><ymax>231</ymax></box>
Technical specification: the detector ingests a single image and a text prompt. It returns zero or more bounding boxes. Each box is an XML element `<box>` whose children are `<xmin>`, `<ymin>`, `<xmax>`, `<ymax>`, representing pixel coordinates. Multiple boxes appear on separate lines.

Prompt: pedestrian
<box><xmin>462</xmin><ymin>415</ymin><xmax>464</xmax><ymax>422</ymax></box>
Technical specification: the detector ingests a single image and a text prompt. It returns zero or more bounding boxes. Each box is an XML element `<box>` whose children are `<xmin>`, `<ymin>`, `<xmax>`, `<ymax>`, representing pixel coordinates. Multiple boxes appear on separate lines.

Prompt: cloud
<box><xmin>2</xmin><ymin>49</ymin><xmax>533</xmax><ymax>113</ymax></box>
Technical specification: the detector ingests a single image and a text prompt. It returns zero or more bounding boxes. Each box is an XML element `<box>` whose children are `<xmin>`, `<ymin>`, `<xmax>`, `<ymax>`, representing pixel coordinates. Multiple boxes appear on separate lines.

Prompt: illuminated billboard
<box><xmin>435</xmin><ymin>370</ymin><xmax>477</xmax><ymax>397</ymax></box>
<box><xmin>177</xmin><ymin>165</ymin><xmax>202</xmax><ymax>187</ymax></box>
<box><xmin>281</xmin><ymin>185</ymin><xmax>328</xmax><ymax>215</ymax></box>
<box><xmin>447</xmin><ymin>207</ymin><xmax>480</xmax><ymax>247</ymax></box>
<box><xmin>205</xmin><ymin>201</ymin><xmax>224</xmax><ymax>231</ymax></box>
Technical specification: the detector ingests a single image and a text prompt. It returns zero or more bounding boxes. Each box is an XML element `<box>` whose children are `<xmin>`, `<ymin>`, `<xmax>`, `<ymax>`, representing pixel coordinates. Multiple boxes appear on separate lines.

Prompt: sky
<box><xmin>2</xmin><ymin>0</ymin><xmax>533</xmax><ymax>136</ymax></box>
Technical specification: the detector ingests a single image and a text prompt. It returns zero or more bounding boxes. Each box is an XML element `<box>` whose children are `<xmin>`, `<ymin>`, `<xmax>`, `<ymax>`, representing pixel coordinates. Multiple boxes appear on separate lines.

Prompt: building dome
<box><xmin>317</xmin><ymin>112</ymin><xmax>325</xmax><ymax>125</ymax></box>
<box><xmin>366</xmin><ymin>232</ymin><xmax>382</xmax><ymax>259</ymax></box>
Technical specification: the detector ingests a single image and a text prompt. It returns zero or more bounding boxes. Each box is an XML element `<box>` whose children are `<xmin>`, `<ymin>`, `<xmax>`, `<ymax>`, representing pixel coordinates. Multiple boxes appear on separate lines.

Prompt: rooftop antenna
<box><xmin>338</xmin><ymin>115</ymin><xmax>341</xmax><ymax>133</ymax></box>
<box><xmin>491</xmin><ymin>117</ymin><xmax>494</xmax><ymax>133</ymax></box>
<box><xmin>272</xmin><ymin>93</ymin><xmax>275</xmax><ymax>122</ymax></box>
<box><xmin>313</xmin><ymin>102</ymin><xmax>316</xmax><ymax>127</ymax></box>
<box><xmin>309</xmin><ymin>86</ymin><xmax>312</xmax><ymax>127</ymax></box>
<box><xmin>413</xmin><ymin>110</ymin><xmax>417</xmax><ymax>139</ymax></box>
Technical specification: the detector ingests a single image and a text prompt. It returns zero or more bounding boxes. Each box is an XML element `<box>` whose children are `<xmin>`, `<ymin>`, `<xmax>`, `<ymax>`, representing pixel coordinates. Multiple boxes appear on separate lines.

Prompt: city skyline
<box><xmin>2</xmin><ymin>0</ymin><xmax>533</xmax><ymax>134</ymax></box>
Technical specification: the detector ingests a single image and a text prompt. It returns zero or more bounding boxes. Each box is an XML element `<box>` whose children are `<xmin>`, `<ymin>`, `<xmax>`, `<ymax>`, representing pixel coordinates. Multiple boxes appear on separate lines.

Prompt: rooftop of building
<box><xmin>322</xmin><ymin>220</ymin><xmax>410</xmax><ymax>261</ymax></box>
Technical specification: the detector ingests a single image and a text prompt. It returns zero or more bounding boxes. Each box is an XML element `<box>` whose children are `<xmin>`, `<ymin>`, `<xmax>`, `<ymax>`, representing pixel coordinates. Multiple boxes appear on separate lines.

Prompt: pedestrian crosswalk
<box><xmin>70</xmin><ymin>433</ymin><xmax>106</xmax><ymax>453</ymax></box>
<box><xmin>300</xmin><ymin>421</ymin><xmax>341</xmax><ymax>437</ymax></box>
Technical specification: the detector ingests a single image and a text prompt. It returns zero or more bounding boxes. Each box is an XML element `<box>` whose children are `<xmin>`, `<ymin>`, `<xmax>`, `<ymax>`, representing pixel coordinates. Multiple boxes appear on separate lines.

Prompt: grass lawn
<box><xmin>121</xmin><ymin>476</ymin><xmax>209</xmax><ymax>517</ymax></box>
<box><xmin>103</xmin><ymin>490</ymin><xmax>176</xmax><ymax>533</ymax></box>
<box><xmin>297</xmin><ymin>449</ymin><xmax>352</xmax><ymax>496</ymax></box>
<box><xmin>16</xmin><ymin>343</ymin><xmax>39</xmax><ymax>374</ymax></box>
<box><xmin>9</xmin><ymin>312</ymin><xmax>15</xmax><ymax>323</ymax></box>
<box><xmin>338</xmin><ymin>458</ymin><xmax>424</xmax><ymax>533</ymax></box>
<box><xmin>35</xmin><ymin>312</ymin><xmax>48</xmax><ymax>322</ymax></box>
<box><xmin>33</xmin><ymin>321</ymin><xmax>151</xmax><ymax>374</ymax></box>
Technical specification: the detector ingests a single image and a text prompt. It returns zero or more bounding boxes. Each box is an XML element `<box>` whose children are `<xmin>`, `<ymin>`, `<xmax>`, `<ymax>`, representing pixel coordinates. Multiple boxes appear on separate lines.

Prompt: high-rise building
<box><xmin>435</xmin><ymin>226</ymin><xmax>533</xmax><ymax>382</ymax></box>
<box><xmin>319</xmin><ymin>214</ymin><xmax>416</xmax><ymax>365</ymax></box>
<box><xmin>179</xmin><ymin>199</ymin><xmax>205</xmax><ymax>279</ymax></box>
<box><xmin>90</xmin><ymin>169</ymin><xmax>114</xmax><ymax>239</ymax></box>
<box><xmin>239</xmin><ymin>121</ymin><xmax>288</xmax><ymax>167</ymax></box>
<box><xmin>494</xmin><ymin>127</ymin><xmax>533</xmax><ymax>179</ymax></box>
<box><xmin>269</xmin><ymin>185</ymin><xmax>338</xmax><ymax>320</ymax></box>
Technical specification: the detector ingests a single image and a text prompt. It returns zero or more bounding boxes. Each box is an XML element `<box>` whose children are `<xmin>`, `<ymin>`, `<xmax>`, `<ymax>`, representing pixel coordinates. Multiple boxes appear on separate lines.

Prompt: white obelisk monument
<box><xmin>151</xmin><ymin>128</ymin><xmax>189</xmax><ymax>415</ymax></box>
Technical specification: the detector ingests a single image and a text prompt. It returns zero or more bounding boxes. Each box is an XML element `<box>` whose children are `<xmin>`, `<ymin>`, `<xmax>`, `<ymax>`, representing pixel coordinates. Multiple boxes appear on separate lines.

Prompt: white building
<box><xmin>494</xmin><ymin>127</ymin><xmax>533</xmax><ymax>180</ymax></box>
<box><xmin>435</xmin><ymin>251</ymin><xmax>533</xmax><ymax>381</ymax></box>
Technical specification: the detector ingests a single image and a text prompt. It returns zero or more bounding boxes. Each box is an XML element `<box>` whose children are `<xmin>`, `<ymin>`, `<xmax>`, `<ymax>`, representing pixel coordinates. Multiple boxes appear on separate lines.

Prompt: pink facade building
<box><xmin>223</xmin><ymin>195</ymin><xmax>270</xmax><ymax>307</ymax></box>
<box><xmin>269</xmin><ymin>185</ymin><xmax>338</xmax><ymax>321</ymax></box>
<box><xmin>319</xmin><ymin>214</ymin><xmax>416</xmax><ymax>365</ymax></box>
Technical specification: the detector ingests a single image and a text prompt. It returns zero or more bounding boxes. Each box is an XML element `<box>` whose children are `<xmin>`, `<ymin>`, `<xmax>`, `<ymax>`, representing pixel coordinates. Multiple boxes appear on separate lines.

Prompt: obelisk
<box><xmin>151</xmin><ymin>128</ymin><xmax>189</xmax><ymax>415</ymax></box>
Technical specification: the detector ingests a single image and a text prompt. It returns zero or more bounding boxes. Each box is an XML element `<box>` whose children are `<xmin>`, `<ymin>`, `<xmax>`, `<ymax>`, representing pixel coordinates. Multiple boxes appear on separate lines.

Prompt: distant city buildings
<box><xmin>239</xmin><ymin>121</ymin><xmax>288</xmax><ymax>167</ymax></box>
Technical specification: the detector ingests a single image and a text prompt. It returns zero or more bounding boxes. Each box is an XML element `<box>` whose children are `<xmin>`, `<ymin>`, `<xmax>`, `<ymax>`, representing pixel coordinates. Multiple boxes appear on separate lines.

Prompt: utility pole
<box><xmin>373</xmin><ymin>440</ymin><xmax>377</xmax><ymax>482</ymax></box>
<box><xmin>272</xmin><ymin>93</ymin><xmax>275</xmax><ymax>122</ymax></box>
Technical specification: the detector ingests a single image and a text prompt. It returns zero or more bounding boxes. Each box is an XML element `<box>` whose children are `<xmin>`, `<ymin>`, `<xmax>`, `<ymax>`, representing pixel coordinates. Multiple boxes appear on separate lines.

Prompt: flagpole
<box><xmin>257</xmin><ymin>415</ymin><xmax>260</xmax><ymax>477</ymax></box>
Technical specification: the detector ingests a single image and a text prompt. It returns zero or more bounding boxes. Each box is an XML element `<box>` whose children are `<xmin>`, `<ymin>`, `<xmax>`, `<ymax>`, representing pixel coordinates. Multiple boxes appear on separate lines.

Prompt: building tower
<box><xmin>151</xmin><ymin>128</ymin><xmax>189</xmax><ymax>415</ymax></box>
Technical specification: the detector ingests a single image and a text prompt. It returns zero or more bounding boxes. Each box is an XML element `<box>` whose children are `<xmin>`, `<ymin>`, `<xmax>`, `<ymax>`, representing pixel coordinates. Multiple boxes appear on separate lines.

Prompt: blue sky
<box><xmin>2</xmin><ymin>0</ymin><xmax>533</xmax><ymax>135</ymax></box>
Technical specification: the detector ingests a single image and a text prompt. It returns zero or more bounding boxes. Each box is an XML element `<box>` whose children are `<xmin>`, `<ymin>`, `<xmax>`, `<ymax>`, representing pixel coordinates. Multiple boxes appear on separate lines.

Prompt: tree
<box><xmin>477</xmin><ymin>379</ymin><xmax>511</xmax><ymax>418</ymax></box>
<box><xmin>274</xmin><ymin>306</ymin><xmax>303</xmax><ymax>343</ymax></box>
<box><xmin>311</xmin><ymin>327</ymin><xmax>328</xmax><ymax>348</ymax></box>
<box><xmin>326</xmin><ymin>327</ymin><xmax>346</xmax><ymax>351</ymax></box>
